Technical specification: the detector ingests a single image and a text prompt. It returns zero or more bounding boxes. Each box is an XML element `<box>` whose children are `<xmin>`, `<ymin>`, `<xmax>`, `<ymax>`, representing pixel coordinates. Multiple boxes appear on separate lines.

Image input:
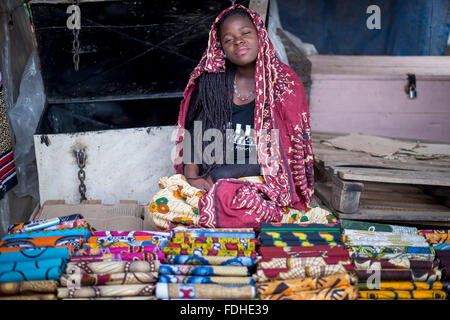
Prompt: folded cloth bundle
<box><xmin>2</xmin><ymin>227</ymin><xmax>92</xmax><ymax>243</ymax></box>
<box><xmin>172</xmin><ymin>228</ymin><xmax>255</xmax><ymax>239</ymax></box>
<box><xmin>169</xmin><ymin>236</ymin><xmax>258</xmax><ymax>249</ymax></box>
<box><xmin>57</xmin><ymin>284</ymin><xmax>155</xmax><ymax>299</ymax></box>
<box><xmin>0</xmin><ymin>258</ymin><xmax>67</xmax><ymax>283</ymax></box>
<box><xmin>0</xmin><ymin>235</ymin><xmax>84</xmax><ymax>252</ymax></box>
<box><xmin>163</xmin><ymin>247</ymin><xmax>256</xmax><ymax>258</ymax></box>
<box><xmin>7</xmin><ymin>214</ymin><xmax>87</xmax><ymax>234</ymax></box>
<box><xmin>83</xmin><ymin>241</ymin><xmax>158</xmax><ymax>249</ymax></box>
<box><xmin>358</xmin><ymin>289</ymin><xmax>446</xmax><ymax>300</ymax></box>
<box><xmin>0</xmin><ymin>280</ymin><xmax>58</xmax><ymax>296</ymax></box>
<box><xmin>357</xmin><ymin>281</ymin><xmax>443</xmax><ymax>291</ymax></box>
<box><xmin>355</xmin><ymin>269</ymin><xmax>442</xmax><ymax>282</ymax></box>
<box><xmin>0</xmin><ymin>247</ymin><xmax>70</xmax><ymax>263</ymax></box>
<box><xmin>73</xmin><ymin>246</ymin><xmax>164</xmax><ymax>256</ymax></box>
<box><xmin>340</xmin><ymin>219</ymin><xmax>418</xmax><ymax>234</ymax></box>
<box><xmin>256</xmin><ymin>273</ymin><xmax>357</xmax><ymax>295</ymax></box>
<box><xmin>419</xmin><ymin>230</ymin><xmax>450</xmax><ymax>250</ymax></box>
<box><xmin>60</xmin><ymin>272</ymin><xmax>158</xmax><ymax>287</ymax></box>
<box><xmin>69</xmin><ymin>252</ymin><xmax>165</xmax><ymax>263</ymax></box>
<box><xmin>65</xmin><ymin>261</ymin><xmax>160</xmax><ymax>275</ymax></box>
<box><xmin>159</xmin><ymin>264</ymin><xmax>248</xmax><ymax>277</ymax></box>
<box><xmin>258</xmin><ymin>245</ymin><xmax>349</xmax><ymax>258</ymax></box>
<box><xmin>348</xmin><ymin>246</ymin><xmax>435</xmax><ymax>261</ymax></box>
<box><xmin>0</xmin><ymin>294</ymin><xmax>57</xmax><ymax>300</ymax></box>
<box><xmin>353</xmin><ymin>257</ymin><xmax>439</xmax><ymax>270</ymax></box>
<box><xmin>158</xmin><ymin>274</ymin><xmax>254</xmax><ymax>285</ymax></box>
<box><xmin>88</xmin><ymin>233</ymin><xmax>169</xmax><ymax>247</ymax></box>
<box><xmin>165</xmin><ymin>254</ymin><xmax>256</xmax><ymax>267</ymax></box>
<box><xmin>260</xmin><ymin>286</ymin><xmax>359</xmax><ymax>300</ymax></box>
<box><xmin>155</xmin><ymin>283</ymin><xmax>255</xmax><ymax>300</ymax></box>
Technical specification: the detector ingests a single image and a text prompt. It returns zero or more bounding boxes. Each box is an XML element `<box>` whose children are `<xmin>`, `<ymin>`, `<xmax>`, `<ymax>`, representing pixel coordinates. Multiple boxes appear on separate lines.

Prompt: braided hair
<box><xmin>185</xmin><ymin>7</ymin><xmax>253</xmax><ymax>178</ymax></box>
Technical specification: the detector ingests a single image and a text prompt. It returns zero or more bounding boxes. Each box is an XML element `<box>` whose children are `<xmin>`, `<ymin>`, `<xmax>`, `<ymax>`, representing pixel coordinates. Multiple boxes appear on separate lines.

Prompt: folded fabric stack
<box><xmin>253</xmin><ymin>222</ymin><xmax>359</xmax><ymax>300</ymax></box>
<box><xmin>58</xmin><ymin>230</ymin><xmax>171</xmax><ymax>300</ymax></box>
<box><xmin>155</xmin><ymin>228</ymin><xmax>257</xmax><ymax>300</ymax></box>
<box><xmin>419</xmin><ymin>229</ymin><xmax>450</xmax><ymax>299</ymax></box>
<box><xmin>0</xmin><ymin>214</ymin><xmax>91</xmax><ymax>300</ymax></box>
<box><xmin>341</xmin><ymin>219</ymin><xmax>447</xmax><ymax>300</ymax></box>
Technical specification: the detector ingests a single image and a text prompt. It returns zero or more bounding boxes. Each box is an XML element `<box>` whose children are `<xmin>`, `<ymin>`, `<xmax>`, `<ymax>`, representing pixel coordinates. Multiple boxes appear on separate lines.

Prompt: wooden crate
<box><xmin>313</xmin><ymin>131</ymin><xmax>450</xmax><ymax>227</ymax></box>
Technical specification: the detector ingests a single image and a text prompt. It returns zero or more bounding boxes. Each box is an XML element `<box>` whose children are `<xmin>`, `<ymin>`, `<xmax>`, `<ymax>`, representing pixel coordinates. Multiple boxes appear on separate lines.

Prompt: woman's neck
<box><xmin>235</xmin><ymin>62</ymin><xmax>256</xmax><ymax>81</ymax></box>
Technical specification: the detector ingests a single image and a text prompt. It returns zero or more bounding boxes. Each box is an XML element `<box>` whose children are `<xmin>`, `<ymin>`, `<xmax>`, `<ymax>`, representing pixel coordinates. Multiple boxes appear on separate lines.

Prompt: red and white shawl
<box><xmin>173</xmin><ymin>5</ymin><xmax>314</xmax><ymax>228</ymax></box>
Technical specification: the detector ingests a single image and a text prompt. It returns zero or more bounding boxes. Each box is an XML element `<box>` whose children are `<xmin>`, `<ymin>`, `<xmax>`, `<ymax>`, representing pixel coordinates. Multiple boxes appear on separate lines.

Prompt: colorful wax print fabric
<box><xmin>260</xmin><ymin>286</ymin><xmax>359</xmax><ymax>300</ymax></box>
<box><xmin>0</xmin><ymin>280</ymin><xmax>58</xmax><ymax>296</ymax></box>
<box><xmin>163</xmin><ymin>247</ymin><xmax>256</xmax><ymax>258</ymax></box>
<box><xmin>353</xmin><ymin>257</ymin><xmax>438</xmax><ymax>271</ymax></box>
<box><xmin>348</xmin><ymin>246</ymin><xmax>435</xmax><ymax>261</ymax></box>
<box><xmin>73</xmin><ymin>246</ymin><xmax>164</xmax><ymax>256</ymax></box>
<box><xmin>165</xmin><ymin>254</ymin><xmax>255</xmax><ymax>267</ymax></box>
<box><xmin>7</xmin><ymin>214</ymin><xmax>85</xmax><ymax>234</ymax></box>
<box><xmin>155</xmin><ymin>283</ymin><xmax>255</xmax><ymax>299</ymax></box>
<box><xmin>256</xmin><ymin>273</ymin><xmax>357</xmax><ymax>295</ymax></box>
<box><xmin>158</xmin><ymin>275</ymin><xmax>254</xmax><ymax>285</ymax></box>
<box><xmin>65</xmin><ymin>261</ymin><xmax>160</xmax><ymax>275</ymax></box>
<box><xmin>60</xmin><ymin>272</ymin><xmax>158</xmax><ymax>287</ymax></box>
<box><xmin>258</xmin><ymin>245</ymin><xmax>349</xmax><ymax>259</ymax></box>
<box><xmin>358</xmin><ymin>289</ymin><xmax>446</xmax><ymax>300</ymax></box>
<box><xmin>169</xmin><ymin>236</ymin><xmax>258</xmax><ymax>251</ymax></box>
<box><xmin>355</xmin><ymin>269</ymin><xmax>441</xmax><ymax>282</ymax></box>
<box><xmin>259</xmin><ymin>222</ymin><xmax>340</xmax><ymax>232</ymax></box>
<box><xmin>57</xmin><ymin>284</ymin><xmax>155</xmax><ymax>298</ymax></box>
<box><xmin>344</xmin><ymin>230</ymin><xmax>429</xmax><ymax>247</ymax></box>
<box><xmin>147</xmin><ymin>174</ymin><xmax>204</xmax><ymax>229</ymax></box>
<box><xmin>2</xmin><ymin>227</ymin><xmax>92</xmax><ymax>242</ymax></box>
<box><xmin>418</xmin><ymin>230</ymin><xmax>450</xmax><ymax>247</ymax></box>
<box><xmin>254</xmin><ymin>263</ymin><xmax>348</xmax><ymax>282</ymax></box>
<box><xmin>341</xmin><ymin>219</ymin><xmax>418</xmax><ymax>234</ymax></box>
<box><xmin>0</xmin><ymin>247</ymin><xmax>70</xmax><ymax>263</ymax></box>
<box><xmin>172</xmin><ymin>228</ymin><xmax>255</xmax><ymax>239</ymax></box>
<box><xmin>88</xmin><ymin>234</ymin><xmax>168</xmax><ymax>247</ymax></box>
<box><xmin>0</xmin><ymin>235</ymin><xmax>84</xmax><ymax>251</ymax></box>
<box><xmin>159</xmin><ymin>264</ymin><xmax>248</xmax><ymax>277</ymax></box>
<box><xmin>259</xmin><ymin>232</ymin><xmax>343</xmax><ymax>247</ymax></box>
<box><xmin>357</xmin><ymin>281</ymin><xmax>443</xmax><ymax>291</ymax></box>
<box><xmin>0</xmin><ymin>78</ymin><xmax>17</xmax><ymax>201</ymax></box>
<box><xmin>83</xmin><ymin>241</ymin><xmax>157</xmax><ymax>249</ymax></box>
<box><xmin>69</xmin><ymin>252</ymin><xmax>164</xmax><ymax>262</ymax></box>
<box><xmin>0</xmin><ymin>258</ymin><xmax>67</xmax><ymax>283</ymax></box>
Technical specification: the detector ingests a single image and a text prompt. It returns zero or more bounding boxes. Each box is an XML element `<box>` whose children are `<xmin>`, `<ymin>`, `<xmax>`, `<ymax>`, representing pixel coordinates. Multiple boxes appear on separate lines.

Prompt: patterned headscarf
<box><xmin>174</xmin><ymin>4</ymin><xmax>314</xmax><ymax>211</ymax></box>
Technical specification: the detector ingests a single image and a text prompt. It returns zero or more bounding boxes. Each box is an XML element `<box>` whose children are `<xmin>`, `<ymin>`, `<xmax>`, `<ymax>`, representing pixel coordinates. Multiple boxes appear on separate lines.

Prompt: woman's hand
<box><xmin>187</xmin><ymin>177</ymin><xmax>212</xmax><ymax>192</ymax></box>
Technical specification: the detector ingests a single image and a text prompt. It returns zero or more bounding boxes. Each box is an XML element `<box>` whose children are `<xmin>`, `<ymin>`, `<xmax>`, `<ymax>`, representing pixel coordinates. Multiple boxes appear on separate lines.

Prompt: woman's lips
<box><xmin>235</xmin><ymin>47</ymin><xmax>249</xmax><ymax>56</ymax></box>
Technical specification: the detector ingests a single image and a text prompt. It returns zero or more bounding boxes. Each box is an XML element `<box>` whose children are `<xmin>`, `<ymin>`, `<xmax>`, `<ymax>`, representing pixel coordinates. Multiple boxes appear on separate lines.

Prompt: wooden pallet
<box><xmin>312</xmin><ymin>131</ymin><xmax>450</xmax><ymax>227</ymax></box>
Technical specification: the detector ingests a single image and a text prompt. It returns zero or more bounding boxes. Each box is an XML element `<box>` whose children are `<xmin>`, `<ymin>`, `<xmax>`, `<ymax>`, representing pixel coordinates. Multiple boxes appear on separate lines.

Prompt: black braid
<box><xmin>185</xmin><ymin>7</ymin><xmax>252</xmax><ymax>179</ymax></box>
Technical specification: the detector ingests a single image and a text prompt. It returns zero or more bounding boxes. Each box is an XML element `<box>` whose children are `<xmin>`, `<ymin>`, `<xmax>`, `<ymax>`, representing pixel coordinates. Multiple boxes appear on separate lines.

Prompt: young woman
<box><xmin>172</xmin><ymin>4</ymin><xmax>314</xmax><ymax>228</ymax></box>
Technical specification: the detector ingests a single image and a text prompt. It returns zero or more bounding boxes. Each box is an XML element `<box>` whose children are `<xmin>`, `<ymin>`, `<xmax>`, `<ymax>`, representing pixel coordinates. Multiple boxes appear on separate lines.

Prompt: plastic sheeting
<box><xmin>278</xmin><ymin>0</ymin><xmax>450</xmax><ymax>56</ymax></box>
<box><xmin>7</xmin><ymin>50</ymin><xmax>46</xmax><ymax>201</ymax></box>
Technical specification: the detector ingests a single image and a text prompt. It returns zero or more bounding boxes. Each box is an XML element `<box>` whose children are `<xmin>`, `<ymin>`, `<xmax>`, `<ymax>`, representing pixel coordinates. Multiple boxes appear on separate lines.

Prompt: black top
<box><xmin>183</xmin><ymin>99</ymin><xmax>260</xmax><ymax>182</ymax></box>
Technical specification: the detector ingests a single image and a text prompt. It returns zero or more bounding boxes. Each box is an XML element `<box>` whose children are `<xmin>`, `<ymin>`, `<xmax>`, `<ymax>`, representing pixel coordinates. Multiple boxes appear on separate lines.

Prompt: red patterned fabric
<box><xmin>173</xmin><ymin>5</ymin><xmax>314</xmax><ymax>228</ymax></box>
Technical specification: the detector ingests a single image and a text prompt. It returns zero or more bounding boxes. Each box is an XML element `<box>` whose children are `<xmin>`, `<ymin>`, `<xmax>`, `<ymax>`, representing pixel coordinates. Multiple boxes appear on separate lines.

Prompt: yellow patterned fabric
<box><xmin>357</xmin><ymin>281</ymin><xmax>443</xmax><ymax>291</ymax></box>
<box><xmin>359</xmin><ymin>290</ymin><xmax>447</xmax><ymax>300</ymax></box>
<box><xmin>260</xmin><ymin>285</ymin><xmax>359</xmax><ymax>300</ymax></box>
<box><xmin>257</xmin><ymin>273</ymin><xmax>357</xmax><ymax>295</ymax></box>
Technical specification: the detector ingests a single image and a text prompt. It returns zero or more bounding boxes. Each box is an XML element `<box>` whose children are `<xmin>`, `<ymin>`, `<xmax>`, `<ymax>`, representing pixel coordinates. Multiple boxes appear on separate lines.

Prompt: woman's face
<box><xmin>219</xmin><ymin>14</ymin><xmax>259</xmax><ymax>67</ymax></box>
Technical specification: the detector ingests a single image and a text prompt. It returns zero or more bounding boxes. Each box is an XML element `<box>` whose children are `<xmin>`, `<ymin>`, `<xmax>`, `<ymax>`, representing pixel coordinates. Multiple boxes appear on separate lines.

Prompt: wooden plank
<box><xmin>309</xmin><ymin>55</ymin><xmax>450</xmax><ymax>77</ymax></box>
<box><xmin>359</xmin><ymin>199</ymin><xmax>448</xmax><ymax>212</ymax></box>
<box><xmin>360</xmin><ymin>191</ymin><xmax>436</xmax><ymax>204</ymax></box>
<box><xmin>334</xmin><ymin>167</ymin><xmax>450</xmax><ymax>186</ymax></box>
<box><xmin>361</xmin><ymin>182</ymin><xmax>425</xmax><ymax>194</ymax></box>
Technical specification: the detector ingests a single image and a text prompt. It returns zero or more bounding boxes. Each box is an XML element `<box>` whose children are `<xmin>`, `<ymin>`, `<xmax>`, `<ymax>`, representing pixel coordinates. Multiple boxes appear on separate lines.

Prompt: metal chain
<box><xmin>74</xmin><ymin>149</ymin><xmax>87</xmax><ymax>202</ymax></box>
<box><xmin>71</xmin><ymin>0</ymin><xmax>80</xmax><ymax>71</ymax></box>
